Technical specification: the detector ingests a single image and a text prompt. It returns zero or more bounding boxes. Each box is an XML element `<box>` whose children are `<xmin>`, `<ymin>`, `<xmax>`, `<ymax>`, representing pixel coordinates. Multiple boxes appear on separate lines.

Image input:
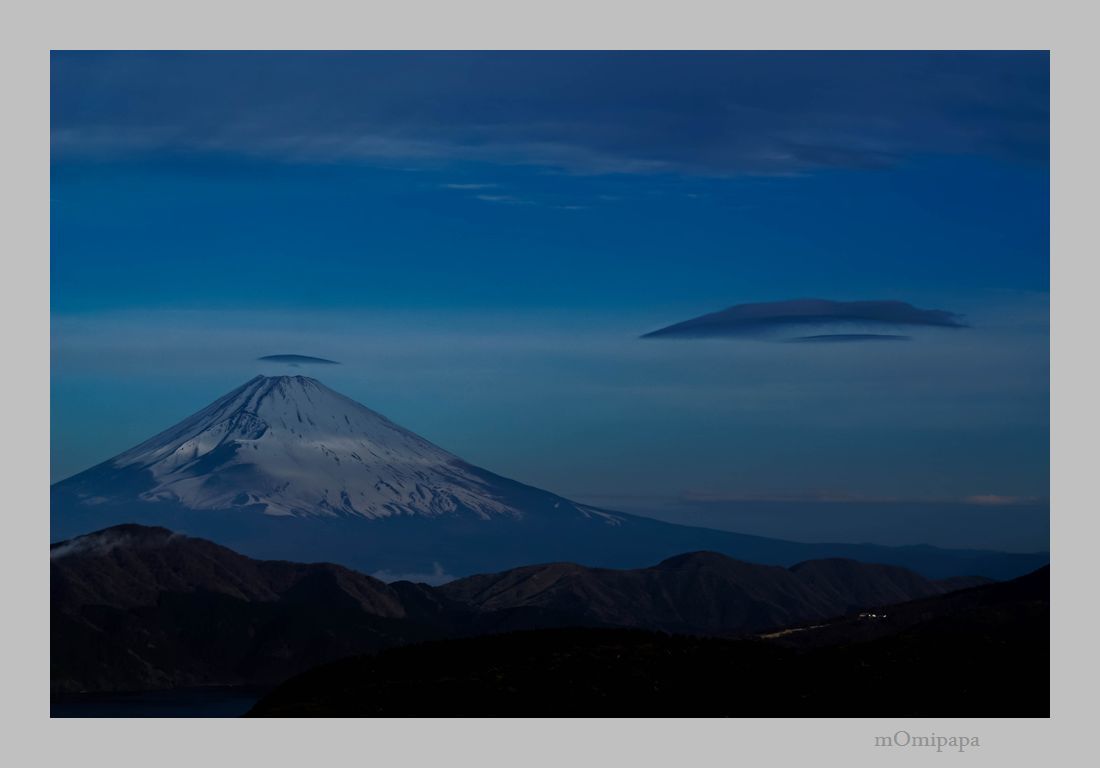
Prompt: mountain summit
<box><xmin>108</xmin><ymin>375</ymin><xmax>551</xmax><ymax>520</ymax></box>
<box><xmin>52</xmin><ymin>376</ymin><xmax>1047</xmax><ymax>581</ymax></box>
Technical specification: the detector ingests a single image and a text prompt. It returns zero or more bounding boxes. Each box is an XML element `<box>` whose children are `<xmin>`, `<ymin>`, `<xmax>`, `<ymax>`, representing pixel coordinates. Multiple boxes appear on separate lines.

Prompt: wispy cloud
<box><xmin>679</xmin><ymin>490</ymin><xmax>1047</xmax><ymax>506</ymax></box>
<box><xmin>50</xmin><ymin>527</ymin><xmax>185</xmax><ymax>559</ymax></box>
<box><xmin>681</xmin><ymin>490</ymin><xmax>908</xmax><ymax>504</ymax></box>
<box><xmin>440</xmin><ymin>183</ymin><xmax>497</xmax><ymax>190</ymax></box>
<box><xmin>371</xmin><ymin>562</ymin><xmax>456</xmax><ymax>586</ymax></box>
<box><xmin>475</xmin><ymin>194</ymin><xmax>532</xmax><ymax>205</ymax></box>
<box><xmin>785</xmin><ymin>334</ymin><xmax>912</xmax><ymax>344</ymax></box>
<box><xmin>964</xmin><ymin>494</ymin><xmax>1044</xmax><ymax>506</ymax></box>
<box><xmin>52</xmin><ymin>52</ymin><xmax>1048</xmax><ymax>176</ymax></box>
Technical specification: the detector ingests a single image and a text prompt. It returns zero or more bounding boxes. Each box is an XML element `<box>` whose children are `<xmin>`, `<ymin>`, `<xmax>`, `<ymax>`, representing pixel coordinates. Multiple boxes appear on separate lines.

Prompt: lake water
<box><xmin>51</xmin><ymin>687</ymin><xmax>266</xmax><ymax>718</ymax></box>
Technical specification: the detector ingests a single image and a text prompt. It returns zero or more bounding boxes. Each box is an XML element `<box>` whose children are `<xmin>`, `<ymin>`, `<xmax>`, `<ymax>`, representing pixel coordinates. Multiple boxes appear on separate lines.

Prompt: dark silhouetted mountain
<box><xmin>51</xmin><ymin>375</ymin><xmax>1047</xmax><ymax>581</ymax></box>
<box><xmin>51</xmin><ymin>526</ymin><xmax>443</xmax><ymax>693</ymax></box>
<box><xmin>247</xmin><ymin>567</ymin><xmax>1048</xmax><ymax>717</ymax></box>
<box><xmin>51</xmin><ymin>525</ymin><xmax>998</xmax><ymax>694</ymax></box>
<box><xmin>763</xmin><ymin>565</ymin><xmax>1048</xmax><ymax>651</ymax></box>
<box><xmin>438</xmin><ymin>552</ymin><xmax>967</xmax><ymax>635</ymax></box>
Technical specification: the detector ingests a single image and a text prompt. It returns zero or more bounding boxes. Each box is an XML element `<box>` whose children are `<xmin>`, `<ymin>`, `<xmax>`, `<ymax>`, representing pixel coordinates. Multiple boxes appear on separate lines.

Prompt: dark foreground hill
<box><xmin>248</xmin><ymin>568</ymin><xmax>1049</xmax><ymax>717</ymax></box>
<box><xmin>52</xmin><ymin>524</ymin><xmax>987</xmax><ymax>694</ymax></box>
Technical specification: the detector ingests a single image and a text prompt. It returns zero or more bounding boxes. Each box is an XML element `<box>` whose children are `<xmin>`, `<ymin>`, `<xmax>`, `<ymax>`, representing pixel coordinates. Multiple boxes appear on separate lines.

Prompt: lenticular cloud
<box><xmin>641</xmin><ymin>298</ymin><xmax>966</xmax><ymax>341</ymax></box>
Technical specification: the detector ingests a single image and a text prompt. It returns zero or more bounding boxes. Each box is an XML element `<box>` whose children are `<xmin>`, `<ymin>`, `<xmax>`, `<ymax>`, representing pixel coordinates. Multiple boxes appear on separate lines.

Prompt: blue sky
<box><xmin>51</xmin><ymin>52</ymin><xmax>1049</xmax><ymax>548</ymax></box>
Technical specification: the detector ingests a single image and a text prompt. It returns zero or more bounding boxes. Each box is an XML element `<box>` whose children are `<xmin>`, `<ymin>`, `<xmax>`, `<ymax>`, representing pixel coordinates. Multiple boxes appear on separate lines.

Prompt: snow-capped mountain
<box><xmin>72</xmin><ymin>375</ymin><xmax>620</xmax><ymax>523</ymax></box>
<box><xmin>52</xmin><ymin>375</ymin><xmax>1047</xmax><ymax>581</ymax></box>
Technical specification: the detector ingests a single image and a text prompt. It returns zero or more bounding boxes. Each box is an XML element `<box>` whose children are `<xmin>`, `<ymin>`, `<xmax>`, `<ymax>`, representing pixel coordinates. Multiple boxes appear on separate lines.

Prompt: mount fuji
<box><xmin>52</xmin><ymin>375</ymin><xmax>1046</xmax><ymax>581</ymax></box>
<box><xmin>97</xmin><ymin>375</ymin><xmax>619</xmax><ymax>524</ymax></box>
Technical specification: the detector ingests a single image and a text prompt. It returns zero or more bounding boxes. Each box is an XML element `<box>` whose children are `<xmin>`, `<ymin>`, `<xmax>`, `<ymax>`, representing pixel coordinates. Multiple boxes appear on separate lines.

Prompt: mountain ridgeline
<box><xmin>51</xmin><ymin>375</ymin><xmax>1048</xmax><ymax>581</ymax></box>
<box><xmin>53</xmin><ymin>525</ymin><xmax>991</xmax><ymax>694</ymax></box>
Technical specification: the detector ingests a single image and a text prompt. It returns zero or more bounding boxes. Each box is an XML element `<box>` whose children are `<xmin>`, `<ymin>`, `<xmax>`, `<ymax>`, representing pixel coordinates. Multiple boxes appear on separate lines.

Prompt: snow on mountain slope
<box><xmin>51</xmin><ymin>376</ymin><xmax>1049</xmax><ymax>582</ymax></box>
<box><xmin>101</xmin><ymin>375</ymin><xmax>599</xmax><ymax>521</ymax></box>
